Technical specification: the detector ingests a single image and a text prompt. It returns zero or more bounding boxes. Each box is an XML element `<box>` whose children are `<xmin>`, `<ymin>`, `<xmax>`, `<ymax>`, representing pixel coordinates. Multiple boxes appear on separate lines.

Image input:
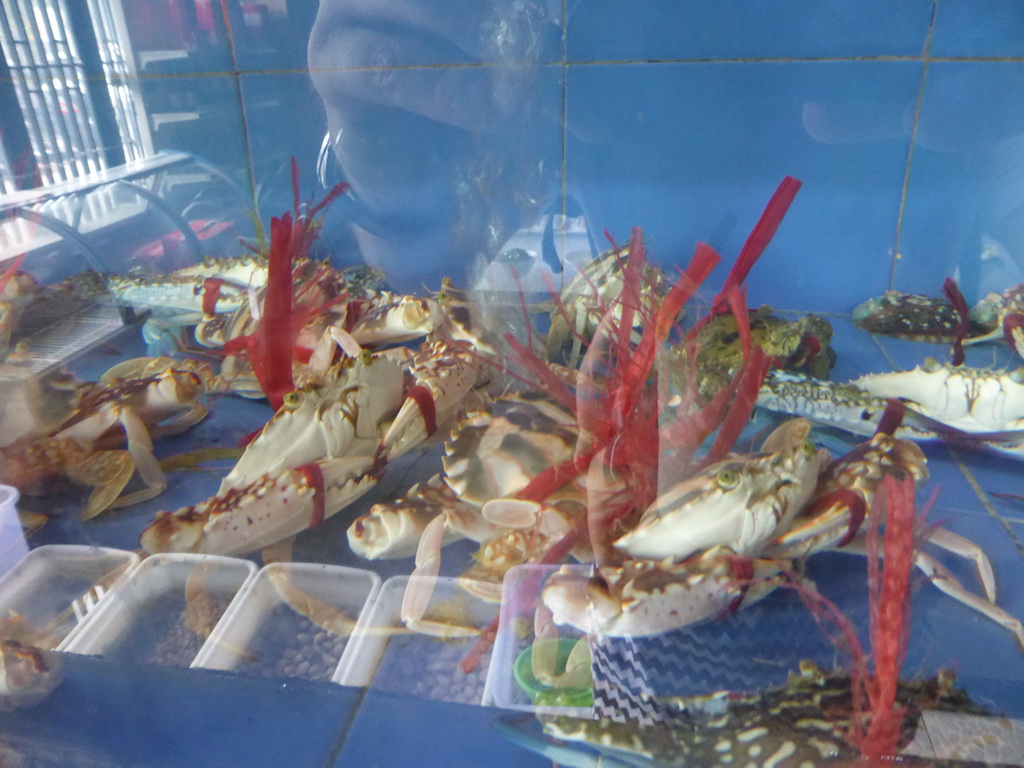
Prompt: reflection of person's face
<box><xmin>308</xmin><ymin>1</ymin><xmax>562</xmax><ymax>289</ymax></box>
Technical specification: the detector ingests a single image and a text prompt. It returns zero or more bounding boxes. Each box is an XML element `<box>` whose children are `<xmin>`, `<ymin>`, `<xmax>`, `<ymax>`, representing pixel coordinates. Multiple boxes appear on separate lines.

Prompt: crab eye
<box><xmin>283</xmin><ymin>391</ymin><xmax>302</xmax><ymax>407</ymax></box>
<box><xmin>716</xmin><ymin>469</ymin><xmax>740</xmax><ymax>490</ymax></box>
<box><xmin>803</xmin><ymin>441</ymin><xmax>816</xmax><ymax>456</ymax></box>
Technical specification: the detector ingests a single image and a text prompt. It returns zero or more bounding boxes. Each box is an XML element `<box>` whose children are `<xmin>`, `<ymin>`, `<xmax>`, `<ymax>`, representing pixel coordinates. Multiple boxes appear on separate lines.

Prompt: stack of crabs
<box><xmin>4</xmin><ymin>170</ymin><xmax>1024</xmax><ymax>764</ymax></box>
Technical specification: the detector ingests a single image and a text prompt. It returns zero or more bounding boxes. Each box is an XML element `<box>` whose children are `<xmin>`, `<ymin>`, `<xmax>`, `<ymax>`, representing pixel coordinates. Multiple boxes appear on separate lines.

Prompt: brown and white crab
<box><xmin>967</xmin><ymin>282</ymin><xmax>1024</xmax><ymax>357</ymax></box>
<box><xmin>347</xmin><ymin>390</ymin><xmax>592</xmax><ymax>636</ymax></box>
<box><xmin>140</xmin><ymin>337</ymin><xmax>481</xmax><ymax>557</ymax></box>
<box><xmin>757</xmin><ymin>358</ymin><xmax>1024</xmax><ymax>453</ymax></box>
<box><xmin>0</xmin><ymin>363</ymin><xmax>210</xmax><ymax>519</ymax></box>
<box><xmin>540</xmin><ymin>418</ymin><xmax>1024</xmax><ymax>650</ymax></box>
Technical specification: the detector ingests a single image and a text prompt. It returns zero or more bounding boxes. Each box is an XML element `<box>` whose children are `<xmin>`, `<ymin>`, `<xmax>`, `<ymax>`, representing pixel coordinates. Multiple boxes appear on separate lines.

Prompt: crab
<box><xmin>666</xmin><ymin>306</ymin><xmax>834</xmax><ymax>401</ymax></box>
<box><xmin>347</xmin><ymin>391</ymin><xmax>591</xmax><ymax>636</ymax></box>
<box><xmin>545</xmin><ymin>241</ymin><xmax>671</xmax><ymax>367</ymax></box>
<box><xmin>540</xmin><ymin>418</ymin><xmax>1024</xmax><ymax>650</ymax></box>
<box><xmin>966</xmin><ymin>282</ymin><xmax>1024</xmax><ymax>357</ymax></box>
<box><xmin>850</xmin><ymin>358</ymin><xmax>1024</xmax><ymax>435</ymax></box>
<box><xmin>0</xmin><ymin>639</ymin><xmax>63</xmax><ymax>710</ymax></box>
<box><xmin>511</xmin><ymin>663</ymin><xmax>985</xmax><ymax>768</ymax></box>
<box><xmin>757</xmin><ymin>361</ymin><xmax>1024</xmax><ymax>454</ymax></box>
<box><xmin>140</xmin><ymin>339</ymin><xmax>482</xmax><ymax>557</ymax></box>
<box><xmin>0</xmin><ymin>364</ymin><xmax>209</xmax><ymax>519</ymax></box>
<box><xmin>852</xmin><ymin>290</ymin><xmax>968</xmax><ymax>342</ymax></box>
<box><xmin>96</xmin><ymin>256</ymin><xmax>269</xmax><ymax>353</ymax></box>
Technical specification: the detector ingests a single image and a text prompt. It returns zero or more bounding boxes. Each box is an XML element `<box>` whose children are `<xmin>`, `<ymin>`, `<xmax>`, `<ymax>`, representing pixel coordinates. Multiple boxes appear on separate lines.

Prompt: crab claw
<box><xmin>347</xmin><ymin>473</ymin><xmax>471</xmax><ymax>559</ymax></box>
<box><xmin>377</xmin><ymin>341</ymin><xmax>480</xmax><ymax>460</ymax></box>
<box><xmin>142</xmin><ymin>456</ymin><xmax>377</xmax><ymax>557</ymax></box>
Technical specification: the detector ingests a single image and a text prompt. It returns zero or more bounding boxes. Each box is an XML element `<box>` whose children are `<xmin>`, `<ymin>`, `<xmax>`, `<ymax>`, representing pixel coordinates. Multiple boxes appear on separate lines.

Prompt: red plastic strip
<box><xmin>296</xmin><ymin>462</ymin><xmax>326</xmax><ymax>528</ymax></box>
<box><xmin>407</xmin><ymin>384</ymin><xmax>437</xmax><ymax>437</ymax></box>
<box><xmin>875</xmin><ymin>398</ymin><xmax>906</xmax><ymax>437</ymax></box>
<box><xmin>942</xmin><ymin>277</ymin><xmax>970</xmax><ymax>366</ymax></box>
<box><xmin>713</xmin><ymin>176</ymin><xmax>802</xmax><ymax>314</ymax></box>
<box><xmin>202</xmin><ymin>277</ymin><xmax>224</xmax><ymax>315</ymax></box>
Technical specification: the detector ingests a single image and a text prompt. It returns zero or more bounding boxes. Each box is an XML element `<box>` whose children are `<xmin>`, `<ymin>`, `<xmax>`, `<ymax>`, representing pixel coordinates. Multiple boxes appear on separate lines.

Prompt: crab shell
<box><xmin>853</xmin><ymin>358</ymin><xmax>1024</xmax><ymax>433</ymax></box>
<box><xmin>442</xmin><ymin>391</ymin><xmax>580</xmax><ymax>506</ymax></box>
<box><xmin>221</xmin><ymin>353</ymin><xmax>404</xmax><ymax>491</ymax></box>
<box><xmin>141</xmin><ymin>456</ymin><xmax>377</xmax><ymax>556</ymax></box>
<box><xmin>852</xmin><ymin>290</ymin><xmax>963</xmax><ymax>341</ymax></box>
<box><xmin>542</xmin><ymin>554</ymin><xmax>784</xmax><ymax>638</ymax></box>
<box><xmin>614</xmin><ymin>419</ymin><xmax>830</xmax><ymax>561</ymax></box>
<box><xmin>346</xmin><ymin>391</ymin><xmax>581</xmax><ymax>561</ymax></box>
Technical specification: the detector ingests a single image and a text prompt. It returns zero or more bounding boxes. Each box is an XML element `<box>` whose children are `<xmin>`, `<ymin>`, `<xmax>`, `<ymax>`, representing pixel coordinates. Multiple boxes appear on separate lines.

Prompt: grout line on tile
<box><xmin>930</xmin><ymin>56</ymin><xmax>1024</xmax><ymax>63</ymax></box>
<box><xmin>951</xmin><ymin>449</ymin><xmax>1024</xmax><ymax>558</ymax></box>
<box><xmin>568</xmin><ymin>55</ymin><xmax>927</xmax><ymax>66</ymax></box>
<box><xmin>872</xmin><ymin>333</ymin><xmax>899</xmax><ymax>371</ymax></box>
<box><xmin>889</xmin><ymin>1</ymin><xmax>937</xmax><ymax>291</ymax></box>
<box><xmin>558</xmin><ymin>0</ymin><xmax>568</xmax><ymax>286</ymax></box>
<box><xmin>218</xmin><ymin>0</ymin><xmax>258</xmax><ymax>211</ymax></box>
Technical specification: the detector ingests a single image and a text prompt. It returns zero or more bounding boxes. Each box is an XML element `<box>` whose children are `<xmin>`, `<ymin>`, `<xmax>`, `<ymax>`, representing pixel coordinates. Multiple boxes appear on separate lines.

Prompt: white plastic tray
<box><xmin>484</xmin><ymin>563</ymin><xmax>593</xmax><ymax>716</ymax></box>
<box><xmin>0</xmin><ymin>485</ymin><xmax>27</xmax><ymax>577</ymax></box>
<box><xmin>62</xmin><ymin>553</ymin><xmax>257</xmax><ymax>666</ymax></box>
<box><xmin>0</xmin><ymin>544</ymin><xmax>139</xmax><ymax>650</ymax></box>
<box><xmin>192</xmin><ymin>562</ymin><xmax>380</xmax><ymax>683</ymax></box>
<box><xmin>335</xmin><ymin>574</ymin><xmax>500</xmax><ymax>705</ymax></box>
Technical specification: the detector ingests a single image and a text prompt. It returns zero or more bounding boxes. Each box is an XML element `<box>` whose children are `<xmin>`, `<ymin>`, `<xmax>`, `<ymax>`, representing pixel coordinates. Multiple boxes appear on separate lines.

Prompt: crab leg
<box><xmin>913</xmin><ymin>549</ymin><xmax>1024</xmax><ymax>651</ymax></box>
<box><xmin>927</xmin><ymin>527</ymin><xmax>997</xmax><ymax>603</ymax></box>
<box><xmin>400</xmin><ymin>515</ymin><xmax>483</xmax><ymax>638</ymax></box>
<box><xmin>838</xmin><ymin>536</ymin><xmax>1024</xmax><ymax>652</ymax></box>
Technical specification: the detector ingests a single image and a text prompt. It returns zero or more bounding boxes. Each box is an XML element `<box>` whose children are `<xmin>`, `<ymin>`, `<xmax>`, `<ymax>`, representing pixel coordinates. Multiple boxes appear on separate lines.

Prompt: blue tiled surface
<box><xmin>566</xmin><ymin>0</ymin><xmax>935</xmax><ymax>61</ymax></box>
<box><xmin>895</xmin><ymin>61</ymin><xmax>1024</xmax><ymax>304</ymax></box>
<box><xmin>239</xmin><ymin>72</ymin><xmax>329</xmax><ymax>220</ymax></box>
<box><xmin>932</xmin><ymin>0</ymin><xmax>1024</xmax><ymax>58</ymax></box>
<box><xmin>232</xmin><ymin>1</ymin><xmax>320</xmax><ymax>71</ymax></box>
<box><xmin>566</xmin><ymin>61</ymin><xmax>920</xmax><ymax>312</ymax></box>
<box><xmin>78</xmin><ymin>2</ymin><xmax>1024</xmax><ymax>305</ymax></box>
<box><xmin>0</xmin><ymin>655</ymin><xmax>357</xmax><ymax>767</ymax></box>
<box><xmin>142</xmin><ymin>75</ymin><xmax>251</xmax><ymax>193</ymax></box>
<box><xmin>308</xmin><ymin>63</ymin><xmax>563</xmax><ymax>289</ymax></box>
<box><xmin>334</xmin><ymin>691</ymin><xmax>549</xmax><ymax>767</ymax></box>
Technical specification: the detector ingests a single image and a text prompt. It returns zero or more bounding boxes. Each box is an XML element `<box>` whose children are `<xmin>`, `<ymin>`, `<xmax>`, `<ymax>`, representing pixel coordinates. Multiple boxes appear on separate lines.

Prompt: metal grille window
<box><xmin>84</xmin><ymin>0</ymin><xmax>151</xmax><ymax>165</ymax></box>
<box><xmin>0</xmin><ymin>0</ymin><xmax>107</xmax><ymax>187</ymax></box>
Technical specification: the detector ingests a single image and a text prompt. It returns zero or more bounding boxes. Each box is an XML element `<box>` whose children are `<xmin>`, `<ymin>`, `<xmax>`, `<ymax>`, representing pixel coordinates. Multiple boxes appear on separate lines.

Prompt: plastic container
<box><xmin>0</xmin><ymin>544</ymin><xmax>139</xmax><ymax>650</ymax></box>
<box><xmin>484</xmin><ymin>563</ymin><xmax>592</xmax><ymax>716</ymax></box>
<box><xmin>513</xmin><ymin>639</ymin><xmax>594</xmax><ymax>708</ymax></box>
<box><xmin>335</xmin><ymin>574</ymin><xmax>499</xmax><ymax>705</ymax></box>
<box><xmin>0</xmin><ymin>485</ymin><xmax>27</xmax><ymax>578</ymax></box>
<box><xmin>192</xmin><ymin>562</ymin><xmax>380</xmax><ymax>683</ymax></box>
<box><xmin>62</xmin><ymin>553</ymin><xmax>256</xmax><ymax>667</ymax></box>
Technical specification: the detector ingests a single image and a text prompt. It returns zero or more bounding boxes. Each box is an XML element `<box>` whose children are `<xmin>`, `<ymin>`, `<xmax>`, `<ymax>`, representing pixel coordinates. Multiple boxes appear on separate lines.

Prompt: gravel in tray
<box><xmin>105</xmin><ymin>592</ymin><xmax>231</xmax><ymax>668</ymax></box>
<box><xmin>372</xmin><ymin>633</ymin><xmax>491</xmax><ymax>704</ymax></box>
<box><xmin>231</xmin><ymin>604</ymin><xmax>350</xmax><ymax>682</ymax></box>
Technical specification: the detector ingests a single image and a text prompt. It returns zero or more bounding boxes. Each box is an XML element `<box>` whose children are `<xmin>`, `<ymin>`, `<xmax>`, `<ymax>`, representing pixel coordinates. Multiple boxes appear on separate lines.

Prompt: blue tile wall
<box><xmin>68</xmin><ymin>2</ymin><xmax>1024</xmax><ymax>303</ymax></box>
<box><xmin>894</xmin><ymin>61</ymin><xmax>1024</xmax><ymax>304</ymax></box>
<box><xmin>566</xmin><ymin>0</ymin><xmax>934</xmax><ymax>61</ymax></box>
<box><xmin>566</xmin><ymin>60</ymin><xmax>921</xmax><ymax>311</ymax></box>
<box><xmin>932</xmin><ymin>0</ymin><xmax>1024</xmax><ymax>58</ymax></box>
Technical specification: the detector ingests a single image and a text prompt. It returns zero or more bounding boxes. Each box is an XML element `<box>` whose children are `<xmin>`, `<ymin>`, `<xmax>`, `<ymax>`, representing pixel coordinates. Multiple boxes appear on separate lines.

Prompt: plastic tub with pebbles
<box><xmin>194</xmin><ymin>562</ymin><xmax>380</xmax><ymax>682</ymax></box>
<box><xmin>336</xmin><ymin>574</ymin><xmax>500</xmax><ymax>705</ymax></box>
<box><xmin>62</xmin><ymin>553</ymin><xmax>255</xmax><ymax>666</ymax></box>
